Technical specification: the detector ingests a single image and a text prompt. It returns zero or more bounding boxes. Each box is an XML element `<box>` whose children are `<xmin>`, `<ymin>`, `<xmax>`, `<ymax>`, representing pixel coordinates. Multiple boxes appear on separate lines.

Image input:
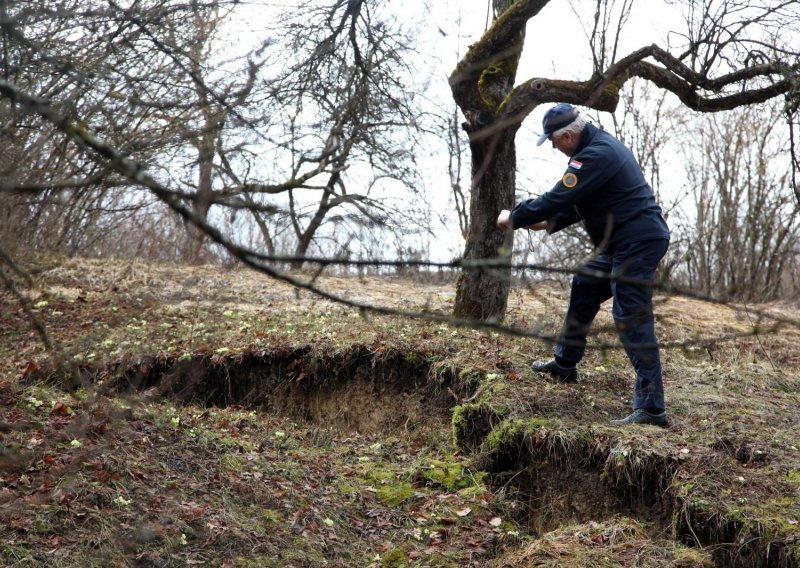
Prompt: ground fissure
<box><xmin>2</xmin><ymin>257</ymin><xmax>799</xmax><ymax>566</ymax></box>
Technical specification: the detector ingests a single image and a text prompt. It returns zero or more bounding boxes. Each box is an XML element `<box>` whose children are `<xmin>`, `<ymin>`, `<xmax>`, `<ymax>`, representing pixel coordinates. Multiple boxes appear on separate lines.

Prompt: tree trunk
<box><xmin>449</xmin><ymin>0</ymin><xmax>532</xmax><ymax>321</ymax></box>
<box><xmin>291</xmin><ymin>172</ymin><xmax>340</xmax><ymax>268</ymax></box>
<box><xmin>453</xmin><ymin>132</ymin><xmax>515</xmax><ymax>321</ymax></box>
<box><xmin>183</xmin><ymin>129</ymin><xmax>215</xmax><ymax>263</ymax></box>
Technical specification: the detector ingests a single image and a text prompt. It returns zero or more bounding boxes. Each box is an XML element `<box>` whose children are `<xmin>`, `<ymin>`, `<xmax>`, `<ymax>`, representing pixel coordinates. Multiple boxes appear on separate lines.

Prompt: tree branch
<box><xmin>449</xmin><ymin>0</ymin><xmax>549</xmax><ymax>111</ymax></box>
<box><xmin>488</xmin><ymin>42</ymin><xmax>798</xmax><ymax>138</ymax></box>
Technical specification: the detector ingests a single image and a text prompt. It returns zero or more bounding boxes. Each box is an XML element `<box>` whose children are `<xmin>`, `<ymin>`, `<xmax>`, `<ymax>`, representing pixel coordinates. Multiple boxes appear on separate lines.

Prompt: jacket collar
<box><xmin>573</xmin><ymin>122</ymin><xmax>599</xmax><ymax>155</ymax></box>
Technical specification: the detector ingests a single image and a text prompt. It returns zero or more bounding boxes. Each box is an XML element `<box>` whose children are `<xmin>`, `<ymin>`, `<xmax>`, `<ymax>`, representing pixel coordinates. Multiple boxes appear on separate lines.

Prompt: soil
<box><xmin>1</xmin><ymin>255</ymin><xmax>798</xmax><ymax>567</ymax></box>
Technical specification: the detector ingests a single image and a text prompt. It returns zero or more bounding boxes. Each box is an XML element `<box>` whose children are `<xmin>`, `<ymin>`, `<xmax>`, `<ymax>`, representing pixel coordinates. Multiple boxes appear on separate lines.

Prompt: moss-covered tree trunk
<box><xmin>450</xmin><ymin>0</ymin><xmax>542</xmax><ymax>321</ymax></box>
<box><xmin>453</xmin><ymin>132</ymin><xmax>516</xmax><ymax>320</ymax></box>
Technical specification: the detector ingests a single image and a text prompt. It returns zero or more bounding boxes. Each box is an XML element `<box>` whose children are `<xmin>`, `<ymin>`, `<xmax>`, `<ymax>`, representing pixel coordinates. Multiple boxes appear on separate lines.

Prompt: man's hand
<box><xmin>522</xmin><ymin>220</ymin><xmax>549</xmax><ymax>231</ymax></box>
<box><xmin>496</xmin><ymin>209</ymin><xmax>513</xmax><ymax>231</ymax></box>
<box><xmin>497</xmin><ymin>210</ymin><xmax>549</xmax><ymax>232</ymax></box>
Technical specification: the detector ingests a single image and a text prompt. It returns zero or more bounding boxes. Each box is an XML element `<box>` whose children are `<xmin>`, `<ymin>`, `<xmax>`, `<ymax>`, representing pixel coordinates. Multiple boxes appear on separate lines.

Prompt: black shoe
<box><xmin>531</xmin><ymin>358</ymin><xmax>578</xmax><ymax>383</ymax></box>
<box><xmin>610</xmin><ymin>409</ymin><xmax>669</xmax><ymax>427</ymax></box>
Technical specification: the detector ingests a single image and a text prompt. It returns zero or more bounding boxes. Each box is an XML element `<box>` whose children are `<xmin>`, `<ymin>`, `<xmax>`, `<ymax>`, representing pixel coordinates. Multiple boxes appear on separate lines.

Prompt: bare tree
<box><xmin>0</xmin><ymin>1</ymin><xmax>208</xmax><ymax>257</ymax></box>
<box><xmin>135</xmin><ymin>2</ymin><xmax>265</xmax><ymax>263</ymax></box>
<box><xmin>234</xmin><ymin>0</ymin><xmax>427</xmax><ymax>265</ymax></box>
<box><xmin>0</xmin><ymin>1</ymin><xmax>432</xmax><ymax>267</ymax></box>
<box><xmin>446</xmin><ymin>105</ymin><xmax>469</xmax><ymax>242</ymax></box>
<box><xmin>449</xmin><ymin>0</ymin><xmax>800</xmax><ymax>320</ymax></box>
<box><xmin>610</xmin><ymin>78</ymin><xmax>688</xmax><ymax>280</ymax></box>
<box><xmin>676</xmin><ymin>102</ymin><xmax>800</xmax><ymax>301</ymax></box>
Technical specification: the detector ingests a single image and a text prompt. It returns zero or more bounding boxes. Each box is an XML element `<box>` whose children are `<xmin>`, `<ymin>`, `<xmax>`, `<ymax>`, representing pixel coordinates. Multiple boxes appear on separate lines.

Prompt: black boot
<box><xmin>531</xmin><ymin>358</ymin><xmax>578</xmax><ymax>383</ymax></box>
<box><xmin>610</xmin><ymin>408</ymin><xmax>669</xmax><ymax>427</ymax></box>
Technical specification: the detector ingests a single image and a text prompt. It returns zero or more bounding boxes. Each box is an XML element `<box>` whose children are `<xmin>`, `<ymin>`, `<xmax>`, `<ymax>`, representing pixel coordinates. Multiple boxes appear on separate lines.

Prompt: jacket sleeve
<box><xmin>546</xmin><ymin>208</ymin><xmax>580</xmax><ymax>233</ymax></box>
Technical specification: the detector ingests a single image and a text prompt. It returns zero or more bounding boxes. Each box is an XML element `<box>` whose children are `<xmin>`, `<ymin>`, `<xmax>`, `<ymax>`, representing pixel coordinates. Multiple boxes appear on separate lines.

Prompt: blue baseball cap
<box><xmin>536</xmin><ymin>103</ymin><xmax>580</xmax><ymax>146</ymax></box>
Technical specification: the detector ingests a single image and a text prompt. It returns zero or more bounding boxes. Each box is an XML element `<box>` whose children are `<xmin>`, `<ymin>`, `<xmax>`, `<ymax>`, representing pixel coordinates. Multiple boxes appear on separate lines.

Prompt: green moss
<box><xmin>380</xmin><ymin>547</ymin><xmax>409</xmax><ymax>567</ymax></box>
<box><xmin>477</xmin><ymin>53</ymin><xmax>519</xmax><ymax>111</ymax></box>
<box><xmin>789</xmin><ymin>544</ymin><xmax>800</xmax><ymax>563</ymax></box>
<box><xmin>671</xmin><ymin>547</ymin><xmax>716</xmax><ymax>567</ymax></box>
<box><xmin>729</xmin><ymin>497</ymin><xmax>800</xmax><ymax>539</ymax></box>
<box><xmin>457</xmin><ymin>480</ymin><xmax>487</xmax><ymax>499</ymax></box>
<box><xmin>377</xmin><ymin>482</ymin><xmax>415</xmax><ymax>507</ymax></box>
<box><xmin>451</xmin><ymin>401</ymin><xmax>508</xmax><ymax>449</ymax></box>
<box><xmin>366</xmin><ymin>468</ymin><xmax>396</xmax><ymax>484</ymax></box>
<box><xmin>247</xmin><ymin>508</ymin><xmax>282</xmax><ymax>536</ymax></box>
<box><xmin>423</xmin><ymin>459</ymin><xmax>470</xmax><ymax>491</ymax></box>
<box><xmin>423</xmin><ymin>551</ymin><xmax>460</xmax><ymax>567</ymax></box>
<box><xmin>221</xmin><ymin>454</ymin><xmax>245</xmax><ymax>471</ymax></box>
<box><xmin>1</xmin><ymin>544</ymin><xmax>32</xmax><ymax>563</ymax></box>
<box><xmin>34</xmin><ymin>515</ymin><xmax>50</xmax><ymax>534</ymax></box>
<box><xmin>451</xmin><ymin>403</ymin><xmax>469</xmax><ymax>445</ymax></box>
<box><xmin>261</xmin><ymin>508</ymin><xmax>282</xmax><ymax>524</ymax></box>
<box><xmin>335</xmin><ymin>480</ymin><xmax>358</xmax><ymax>497</ymax></box>
<box><xmin>479</xmin><ymin>416</ymin><xmax>549</xmax><ymax>451</ymax></box>
<box><xmin>457</xmin><ymin>367</ymin><xmax>481</xmax><ymax>383</ymax></box>
<box><xmin>481</xmin><ymin>417</ymin><xmax>524</xmax><ymax>451</ymax></box>
<box><xmin>527</xmin><ymin>416</ymin><xmax>549</xmax><ymax>429</ymax></box>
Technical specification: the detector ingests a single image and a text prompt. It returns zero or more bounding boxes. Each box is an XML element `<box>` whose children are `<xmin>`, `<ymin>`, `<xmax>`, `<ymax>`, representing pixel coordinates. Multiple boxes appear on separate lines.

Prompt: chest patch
<box><xmin>569</xmin><ymin>159</ymin><xmax>583</xmax><ymax>169</ymax></box>
<box><xmin>562</xmin><ymin>172</ymin><xmax>578</xmax><ymax>188</ymax></box>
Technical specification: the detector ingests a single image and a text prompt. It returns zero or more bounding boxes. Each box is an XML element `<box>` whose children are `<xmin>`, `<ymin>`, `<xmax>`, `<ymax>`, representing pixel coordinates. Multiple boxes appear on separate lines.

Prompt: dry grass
<box><xmin>1</xmin><ymin>254</ymin><xmax>799</xmax><ymax>567</ymax></box>
<box><xmin>493</xmin><ymin>517</ymin><xmax>715</xmax><ymax>567</ymax></box>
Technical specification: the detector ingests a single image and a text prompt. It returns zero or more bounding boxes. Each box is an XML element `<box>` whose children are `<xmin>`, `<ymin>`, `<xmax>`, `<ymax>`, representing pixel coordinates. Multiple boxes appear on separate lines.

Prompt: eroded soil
<box><xmin>1</xmin><ymin>255</ymin><xmax>799</xmax><ymax>567</ymax></box>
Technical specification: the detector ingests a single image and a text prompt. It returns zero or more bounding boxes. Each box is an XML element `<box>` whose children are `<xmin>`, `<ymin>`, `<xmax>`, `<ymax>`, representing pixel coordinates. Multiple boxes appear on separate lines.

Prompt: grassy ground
<box><xmin>1</xmin><ymin>255</ymin><xmax>798</xmax><ymax>567</ymax></box>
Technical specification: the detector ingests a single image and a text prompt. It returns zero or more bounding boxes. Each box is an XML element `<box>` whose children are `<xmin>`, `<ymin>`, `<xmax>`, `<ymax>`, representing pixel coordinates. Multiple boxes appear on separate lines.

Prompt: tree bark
<box><xmin>450</xmin><ymin>0</ymin><xmax>543</xmax><ymax>321</ymax></box>
<box><xmin>454</xmin><ymin>131</ymin><xmax>515</xmax><ymax>320</ymax></box>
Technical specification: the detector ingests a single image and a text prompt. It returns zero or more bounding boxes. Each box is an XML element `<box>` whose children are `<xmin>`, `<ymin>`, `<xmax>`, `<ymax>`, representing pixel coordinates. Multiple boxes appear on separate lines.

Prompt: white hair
<box><xmin>553</xmin><ymin>113</ymin><xmax>591</xmax><ymax>138</ymax></box>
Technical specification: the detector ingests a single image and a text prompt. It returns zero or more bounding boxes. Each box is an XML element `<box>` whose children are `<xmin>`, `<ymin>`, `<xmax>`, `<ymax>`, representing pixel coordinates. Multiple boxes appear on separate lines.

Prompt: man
<box><xmin>496</xmin><ymin>103</ymin><xmax>671</xmax><ymax>427</ymax></box>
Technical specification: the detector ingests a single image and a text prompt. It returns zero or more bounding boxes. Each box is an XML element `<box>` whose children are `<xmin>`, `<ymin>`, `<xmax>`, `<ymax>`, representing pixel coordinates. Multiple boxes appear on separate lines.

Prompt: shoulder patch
<box><xmin>569</xmin><ymin>159</ymin><xmax>583</xmax><ymax>169</ymax></box>
<box><xmin>562</xmin><ymin>172</ymin><xmax>578</xmax><ymax>188</ymax></box>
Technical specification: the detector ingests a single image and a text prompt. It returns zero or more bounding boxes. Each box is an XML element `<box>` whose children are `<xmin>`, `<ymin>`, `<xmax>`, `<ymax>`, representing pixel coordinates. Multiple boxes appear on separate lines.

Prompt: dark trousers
<box><xmin>554</xmin><ymin>238</ymin><xmax>669</xmax><ymax>411</ymax></box>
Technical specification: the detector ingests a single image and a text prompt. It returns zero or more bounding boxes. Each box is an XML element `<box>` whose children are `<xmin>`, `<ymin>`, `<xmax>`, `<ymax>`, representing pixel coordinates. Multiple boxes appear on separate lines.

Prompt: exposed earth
<box><xmin>1</xmin><ymin>255</ymin><xmax>799</xmax><ymax>567</ymax></box>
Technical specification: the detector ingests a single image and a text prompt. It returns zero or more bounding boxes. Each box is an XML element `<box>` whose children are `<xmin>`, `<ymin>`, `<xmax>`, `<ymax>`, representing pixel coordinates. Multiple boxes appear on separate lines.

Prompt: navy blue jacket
<box><xmin>509</xmin><ymin>123</ymin><xmax>669</xmax><ymax>251</ymax></box>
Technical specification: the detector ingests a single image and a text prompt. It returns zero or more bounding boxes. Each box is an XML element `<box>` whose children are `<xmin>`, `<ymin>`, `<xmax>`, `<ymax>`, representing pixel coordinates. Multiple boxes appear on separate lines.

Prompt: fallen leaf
<box><xmin>51</xmin><ymin>402</ymin><xmax>71</xmax><ymax>416</ymax></box>
<box><xmin>23</xmin><ymin>361</ymin><xmax>39</xmax><ymax>376</ymax></box>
